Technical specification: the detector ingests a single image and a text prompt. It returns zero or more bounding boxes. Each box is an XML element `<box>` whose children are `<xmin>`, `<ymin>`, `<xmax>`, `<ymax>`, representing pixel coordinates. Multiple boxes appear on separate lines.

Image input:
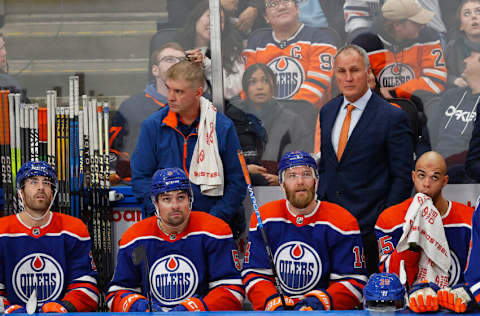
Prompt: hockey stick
<box><xmin>26</xmin><ymin>288</ymin><xmax>37</xmax><ymax>314</ymax></box>
<box><xmin>132</xmin><ymin>245</ymin><xmax>153</xmax><ymax>312</ymax></box>
<box><xmin>237</xmin><ymin>150</ymin><xmax>288</xmax><ymax>308</ymax></box>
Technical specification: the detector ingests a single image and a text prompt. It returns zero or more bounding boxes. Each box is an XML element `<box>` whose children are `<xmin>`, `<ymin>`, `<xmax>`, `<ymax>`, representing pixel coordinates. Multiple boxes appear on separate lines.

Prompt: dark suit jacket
<box><xmin>317</xmin><ymin>92</ymin><xmax>414</xmax><ymax>234</ymax></box>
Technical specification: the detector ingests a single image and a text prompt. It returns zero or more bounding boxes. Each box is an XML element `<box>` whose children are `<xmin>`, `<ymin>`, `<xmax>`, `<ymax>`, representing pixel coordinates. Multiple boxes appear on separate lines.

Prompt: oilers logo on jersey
<box><xmin>274</xmin><ymin>241</ymin><xmax>321</xmax><ymax>295</ymax></box>
<box><xmin>12</xmin><ymin>253</ymin><xmax>64</xmax><ymax>304</ymax></box>
<box><xmin>449</xmin><ymin>251</ymin><xmax>461</xmax><ymax>286</ymax></box>
<box><xmin>267</xmin><ymin>56</ymin><xmax>305</xmax><ymax>100</ymax></box>
<box><xmin>150</xmin><ymin>254</ymin><xmax>199</xmax><ymax>305</ymax></box>
<box><xmin>378</xmin><ymin>63</ymin><xmax>415</xmax><ymax>88</ymax></box>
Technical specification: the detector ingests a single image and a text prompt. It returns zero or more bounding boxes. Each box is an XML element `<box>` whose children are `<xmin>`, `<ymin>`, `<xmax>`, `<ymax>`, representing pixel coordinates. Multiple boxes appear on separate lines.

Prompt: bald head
<box><xmin>412</xmin><ymin>151</ymin><xmax>448</xmax><ymax>203</ymax></box>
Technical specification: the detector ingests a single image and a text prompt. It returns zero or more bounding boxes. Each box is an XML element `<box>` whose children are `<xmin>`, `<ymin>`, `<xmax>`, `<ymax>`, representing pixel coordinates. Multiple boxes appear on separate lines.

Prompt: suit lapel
<box><xmin>324</xmin><ymin>97</ymin><xmax>343</xmax><ymax>163</ymax></box>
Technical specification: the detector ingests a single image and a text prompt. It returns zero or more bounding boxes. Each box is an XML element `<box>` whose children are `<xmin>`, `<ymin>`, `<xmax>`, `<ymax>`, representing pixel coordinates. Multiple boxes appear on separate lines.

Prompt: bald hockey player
<box><xmin>107</xmin><ymin>167</ymin><xmax>244</xmax><ymax>312</ymax></box>
<box><xmin>0</xmin><ymin>161</ymin><xmax>99</xmax><ymax>313</ymax></box>
<box><xmin>375</xmin><ymin>151</ymin><xmax>474</xmax><ymax>313</ymax></box>
<box><xmin>242</xmin><ymin>151</ymin><xmax>367</xmax><ymax>311</ymax></box>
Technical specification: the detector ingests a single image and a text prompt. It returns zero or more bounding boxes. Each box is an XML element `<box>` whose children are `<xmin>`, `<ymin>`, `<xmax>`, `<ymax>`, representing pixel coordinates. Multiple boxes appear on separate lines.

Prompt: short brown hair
<box><xmin>166</xmin><ymin>61</ymin><xmax>205</xmax><ymax>89</ymax></box>
<box><xmin>151</xmin><ymin>42</ymin><xmax>184</xmax><ymax>67</ymax></box>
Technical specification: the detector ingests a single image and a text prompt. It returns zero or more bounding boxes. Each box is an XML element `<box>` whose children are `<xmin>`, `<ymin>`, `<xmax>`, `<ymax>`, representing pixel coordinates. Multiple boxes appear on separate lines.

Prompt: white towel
<box><xmin>396</xmin><ymin>193</ymin><xmax>451</xmax><ymax>288</ymax></box>
<box><xmin>189</xmin><ymin>97</ymin><xmax>224</xmax><ymax>196</ymax></box>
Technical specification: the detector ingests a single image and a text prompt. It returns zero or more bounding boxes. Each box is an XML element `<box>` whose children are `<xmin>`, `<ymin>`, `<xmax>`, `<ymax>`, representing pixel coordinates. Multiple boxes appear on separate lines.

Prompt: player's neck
<box><xmin>434</xmin><ymin>195</ymin><xmax>449</xmax><ymax>216</ymax></box>
<box><xmin>179</xmin><ymin>103</ymin><xmax>200</xmax><ymax>126</ymax></box>
<box><xmin>19</xmin><ymin>209</ymin><xmax>51</xmax><ymax>227</ymax></box>
<box><xmin>274</xmin><ymin>22</ymin><xmax>301</xmax><ymax>41</ymax></box>
<box><xmin>157</xmin><ymin>218</ymin><xmax>188</xmax><ymax>236</ymax></box>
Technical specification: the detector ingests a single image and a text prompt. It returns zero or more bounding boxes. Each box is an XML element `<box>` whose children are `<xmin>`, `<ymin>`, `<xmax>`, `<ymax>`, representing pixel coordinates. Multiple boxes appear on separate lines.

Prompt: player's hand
<box><xmin>294</xmin><ymin>290</ymin><xmax>332</xmax><ymax>311</ymax></box>
<box><xmin>40</xmin><ymin>300</ymin><xmax>68</xmax><ymax>313</ymax></box>
<box><xmin>185</xmin><ymin>49</ymin><xmax>204</xmax><ymax>65</ymax></box>
<box><xmin>438</xmin><ymin>284</ymin><xmax>477</xmax><ymax>313</ymax></box>
<box><xmin>117</xmin><ymin>293</ymin><xmax>150</xmax><ymax>312</ymax></box>
<box><xmin>408</xmin><ymin>281</ymin><xmax>440</xmax><ymax>313</ymax></box>
<box><xmin>265</xmin><ymin>294</ymin><xmax>294</xmax><ymax>311</ymax></box>
<box><xmin>171</xmin><ymin>297</ymin><xmax>208</xmax><ymax>311</ymax></box>
<box><xmin>380</xmin><ymin>87</ymin><xmax>394</xmax><ymax>99</ymax></box>
<box><xmin>454</xmin><ymin>77</ymin><xmax>468</xmax><ymax>88</ymax></box>
<box><xmin>4</xmin><ymin>304</ymin><xmax>27</xmax><ymax>313</ymax></box>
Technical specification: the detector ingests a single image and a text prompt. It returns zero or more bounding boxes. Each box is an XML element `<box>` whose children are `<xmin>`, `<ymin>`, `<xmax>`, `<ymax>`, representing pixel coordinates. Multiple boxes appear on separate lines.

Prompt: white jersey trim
<box><xmin>241</xmin><ymin>268</ymin><xmax>272</xmax><ymax>277</ymax></box>
<box><xmin>340</xmin><ymin>281</ymin><xmax>363</xmax><ymax>301</ymax></box>
<box><xmin>330</xmin><ymin>273</ymin><xmax>368</xmax><ymax>282</ymax></box>
<box><xmin>209</xmin><ymin>279</ymin><xmax>243</xmax><ymax>289</ymax></box>
<box><xmin>375</xmin><ymin>223</ymin><xmax>403</xmax><ymax>234</ymax></box>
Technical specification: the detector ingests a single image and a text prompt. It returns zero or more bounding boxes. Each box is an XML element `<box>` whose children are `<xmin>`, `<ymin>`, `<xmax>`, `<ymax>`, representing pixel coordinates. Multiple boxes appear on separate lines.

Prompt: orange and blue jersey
<box><xmin>376</xmin><ymin>198</ymin><xmax>473</xmax><ymax>286</ymax></box>
<box><xmin>242</xmin><ymin>199</ymin><xmax>367</xmax><ymax>310</ymax></box>
<box><xmin>353</xmin><ymin>27</ymin><xmax>447</xmax><ymax>99</ymax></box>
<box><xmin>243</xmin><ymin>24</ymin><xmax>337</xmax><ymax>108</ymax></box>
<box><xmin>106</xmin><ymin>211</ymin><xmax>244</xmax><ymax>311</ymax></box>
<box><xmin>0</xmin><ymin>212</ymin><xmax>99</xmax><ymax>312</ymax></box>
<box><xmin>465</xmin><ymin>204</ymin><xmax>480</xmax><ymax>303</ymax></box>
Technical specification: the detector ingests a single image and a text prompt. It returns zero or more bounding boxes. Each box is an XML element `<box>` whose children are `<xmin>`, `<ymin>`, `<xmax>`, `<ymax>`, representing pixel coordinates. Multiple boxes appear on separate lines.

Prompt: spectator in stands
<box><xmin>0</xmin><ymin>33</ymin><xmax>29</xmax><ymax>102</ymax></box>
<box><xmin>445</xmin><ymin>0</ymin><xmax>480</xmax><ymax>88</ymax></box>
<box><xmin>231</xmin><ymin>63</ymin><xmax>315</xmax><ymax>185</ymax></box>
<box><xmin>297</xmin><ymin>0</ymin><xmax>346</xmax><ymax>41</ymax></box>
<box><xmin>131</xmin><ymin>61</ymin><xmax>246</xmax><ymax>237</ymax></box>
<box><xmin>175</xmin><ymin>0</ymin><xmax>245</xmax><ymax>100</ymax></box>
<box><xmin>426</xmin><ymin>51</ymin><xmax>480</xmax><ymax>183</ymax></box>
<box><xmin>166</xmin><ymin>0</ymin><xmax>264</xmax><ymax>34</ymax></box>
<box><xmin>344</xmin><ymin>0</ymin><xmax>448</xmax><ymax>47</ymax></box>
<box><xmin>317</xmin><ymin>44</ymin><xmax>413</xmax><ymax>274</ymax></box>
<box><xmin>109</xmin><ymin>43</ymin><xmax>203</xmax><ymax>184</ymax></box>
<box><xmin>465</xmin><ymin>52</ymin><xmax>480</xmax><ymax>182</ymax></box>
<box><xmin>243</xmin><ymin>0</ymin><xmax>338</xmax><ymax>108</ymax></box>
<box><xmin>375</xmin><ymin>151</ymin><xmax>474</xmax><ymax>313</ymax></box>
<box><xmin>352</xmin><ymin>0</ymin><xmax>447</xmax><ymax>103</ymax></box>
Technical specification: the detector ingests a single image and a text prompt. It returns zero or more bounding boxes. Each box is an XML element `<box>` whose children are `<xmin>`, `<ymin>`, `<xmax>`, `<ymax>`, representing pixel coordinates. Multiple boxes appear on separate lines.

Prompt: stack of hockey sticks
<box><xmin>0</xmin><ymin>76</ymin><xmax>113</xmax><ymax>310</ymax></box>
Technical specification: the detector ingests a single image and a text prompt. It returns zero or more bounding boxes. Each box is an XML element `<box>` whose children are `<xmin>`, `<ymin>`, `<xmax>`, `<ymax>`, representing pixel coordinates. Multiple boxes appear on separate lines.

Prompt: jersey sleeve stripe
<box><xmin>423</xmin><ymin>68</ymin><xmax>447</xmax><ymax>78</ymax></box>
<box><xmin>245</xmin><ymin>278</ymin><xmax>266</xmax><ymax>294</ymax></box>
<box><xmin>107</xmin><ymin>285</ymin><xmax>141</xmax><ymax>293</ymax></box>
<box><xmin>421</xmin><ymin>77</ymin><xmax>442</xmax><ymax>94</ymax></box>
<box><xmin>339</xmin><ymin>281</ymin><xmax>363</xmax><ymax>301</ymax></box>
<box><xmin>241</xmin><ymin>268</ymin><xmax>273</xmax><ymax>277</ymax></box>
<box><xmin>308</xmin><ymin>71</ymin><xmax>332</xmax><ymax>83</ymax></box>
<box><xmin>330</xmin><ymin>273</ymin><xmax>368</xmax><ymax>282</ymax></box>
<box><xmin>72</xmin><ymin>275</ymin><xmax>97</xmax><ymax>284</ymax></box>
<box><xmin>209</xmin><ymin>279</ymin><xmax>243</xmax><ymax>288</ymax></box>
<box><xmin>227</xmin><ymin>288</ymin><xmax>245</xmax><ymax>303</ymax></box>
<box><xmin>375</xmin><ymin>223</ymin><xmax>403</xmax><ymax>233</ymax></box>
<box><xmin>305</xmin><ymin>78</ymin><xmax>329</xmax><ymax>92</ymax></box>
<box><xmin>470</xmin><ymin>282</ymin><xmax>480</xmax><ymax>293</ymax></box>
<box><xmin>67</xmin><ymin>288</ymin><xmax>99</xmax><ymax>303</ymax></box>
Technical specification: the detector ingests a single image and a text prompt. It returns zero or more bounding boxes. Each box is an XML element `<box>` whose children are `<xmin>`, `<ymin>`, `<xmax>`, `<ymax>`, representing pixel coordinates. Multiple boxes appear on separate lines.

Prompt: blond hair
<box><xmin>166</xmin><ymin>61</ymin><xmax>205</xmax><ymax>89</ymax></box>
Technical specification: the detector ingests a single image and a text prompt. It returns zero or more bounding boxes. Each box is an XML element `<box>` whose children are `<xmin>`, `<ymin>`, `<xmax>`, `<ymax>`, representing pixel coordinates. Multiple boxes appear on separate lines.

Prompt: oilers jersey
<box><xmin>0</xmin><ymin>212</ymin><xmax>99</xmax><ymax>311</ymax></box>
<box><xmin>106</xmin><ymin>212</ymin><xmax>244</xmax><ymax>311</ymax></box>
<box><xmin>242</xmin><ymin>199</ymin><xmax>367</xmax><ymax>310</ymax></box>
<box><xmin>465</xmin><ymin>204</ymin><xmax>480</xmax><ymax>303</ymax></box>
<box><xmin>376</xmin><ymin>198</ymin><xmax>473</xmax><ymax>286</ymax></box>
<box><xmin>243</xmin><ymin>25</ymin><xmax>337</xmax><ymax>108</ymax></box>
<box><xmin>353</xmin><ymin>27</ymin><xmax>447</xmax><ymax>99</ymax></box>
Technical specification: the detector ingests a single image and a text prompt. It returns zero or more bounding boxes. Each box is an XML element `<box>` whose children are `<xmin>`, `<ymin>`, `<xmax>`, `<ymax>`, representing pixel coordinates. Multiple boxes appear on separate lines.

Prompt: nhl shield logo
<box><xmin>268</xmin><ymin>56</ymin><xmax>305</xmax><ymax>100</ymax></box>
<box><xmin>12</xmin><ymin>253</ymin><xmax>64</xmax><ymax>304</ymax></box>
<box><xmin>378</xmin><ymin>63</ymin><xmax>415</xmax><ymax>88</ymax></box>
<box><xmin>274</xmin><ymin>241</ymin><xmax>321</xmax><ymax>295</ymax></box>
<box><xmin>150</xmin><ymin>255</ymin><xmax>199</xmax><ymax>305</ymax></box>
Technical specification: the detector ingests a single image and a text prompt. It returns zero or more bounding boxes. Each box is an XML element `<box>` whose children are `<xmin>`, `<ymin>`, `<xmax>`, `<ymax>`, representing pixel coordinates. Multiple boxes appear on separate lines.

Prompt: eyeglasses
<box><xmin>157</xmin><ymin>56</ymin><xmax>185</xmax><ymax>64</ymax></box>
<box><xmin>285</xmin><ymin>171</ymin><xmax>314</xmax><ymax>180</ymax></box>
<box><xmin>265</xmin><ymin>0</ymin><xmax>295</xmax><ymax>9</ymax></box>
<box><xmin>25</xmin><ymin>178</ymin><xmax>53</xmax><ymax>187</ymax></box>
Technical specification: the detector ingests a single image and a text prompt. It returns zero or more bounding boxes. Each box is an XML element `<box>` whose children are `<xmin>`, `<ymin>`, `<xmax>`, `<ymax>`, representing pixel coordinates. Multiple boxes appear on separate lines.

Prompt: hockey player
<box><xmin>243</xmin><ymin>0</ymin><xmax>337</xmax><ymax>108</ymax></box>
<box><xmin>0</xmin><ymin>161</ymin><xmax>99</xmax><ymax>313</ymax></box>
<box><xmin>106</xmin><ymin>167</ymin><xmax>244</xmax><ymax>312</ymax></box>
<box><xmin>242</xmin><ymin>151</ymin><xmax>367</xmax><ymax>311</ymax></box>
<box><xmin>375</xmin><ymin>151</ymin><xmax>474</xmax><ymax>313</ymax></box>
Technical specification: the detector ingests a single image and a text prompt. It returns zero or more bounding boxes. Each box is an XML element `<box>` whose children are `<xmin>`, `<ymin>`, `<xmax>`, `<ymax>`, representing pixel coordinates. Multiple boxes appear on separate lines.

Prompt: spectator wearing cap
<box><xmin>352</xmin><ymin>0</ymin><xmax>447</xmax><ymax>104</ymax></box>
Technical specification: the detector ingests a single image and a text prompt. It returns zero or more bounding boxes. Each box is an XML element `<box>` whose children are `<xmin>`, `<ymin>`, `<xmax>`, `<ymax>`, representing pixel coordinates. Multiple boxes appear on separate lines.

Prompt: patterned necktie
<box><xmin>337</xmin><ymin>104</ymin><xmax>355</xmax><ymax>161</ymax></box>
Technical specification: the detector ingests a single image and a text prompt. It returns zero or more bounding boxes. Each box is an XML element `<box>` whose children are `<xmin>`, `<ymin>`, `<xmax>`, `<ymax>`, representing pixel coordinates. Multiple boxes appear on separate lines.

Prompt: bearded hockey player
<box><xmin>0</xmin><ymin>161</ymin><xmax>99</xmax><ymax>313</ymax></box>
<box><xmin>106</xmin><ymin>167</ymin><xmax>244</xmax><ymax>312</ymax></box>
<box><xmin>242</xmin><ymin>151</ymin><xmax>367</xmax><ymax>311</ymax></box>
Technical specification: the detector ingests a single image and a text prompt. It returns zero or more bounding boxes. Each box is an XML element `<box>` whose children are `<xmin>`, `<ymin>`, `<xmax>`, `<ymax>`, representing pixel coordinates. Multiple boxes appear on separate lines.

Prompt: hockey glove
<box><xmin>408</xmin><ymin>281</ymin><xmax>440</xmax><ymax>313</ymax></box>
<box><xmin>171</xmin><ymin>297</ymin><xmax>208</xmax><ymax>311</ymax></box>
<box><xmin>294</xmin><ymin>290</ymin><xmax>332</xmax><ymax>311</ymax></box>
<box><xmin>4</xmin><ymin>305</ymin><xmax>26</xmax><ymax>314</ymax></box>
<box><xmin>438</xmin><ymin>284</ymin><xmax>477</xmax><ymax>313</ymax></box>
<box><xmin>117</xmin><ymin>293</ymin><xmax>151</xmax><ymax>312</ymax></box>
<box><xmin>265</xmin><ymin>294</ymin><xmax>294</xmax><ymax>311</ymax></box>
<box><xmin>40</xmin><ymin>300</ymin><xmax>69</xmax><ymax>313</ymax></box>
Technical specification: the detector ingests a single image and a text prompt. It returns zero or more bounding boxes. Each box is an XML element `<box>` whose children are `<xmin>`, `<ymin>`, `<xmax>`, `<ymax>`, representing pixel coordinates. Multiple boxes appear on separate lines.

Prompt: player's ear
<box><xmin>152</xmin><ymin>64</ymin><xmax>160</xmax><ymax>78</ymax></box>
